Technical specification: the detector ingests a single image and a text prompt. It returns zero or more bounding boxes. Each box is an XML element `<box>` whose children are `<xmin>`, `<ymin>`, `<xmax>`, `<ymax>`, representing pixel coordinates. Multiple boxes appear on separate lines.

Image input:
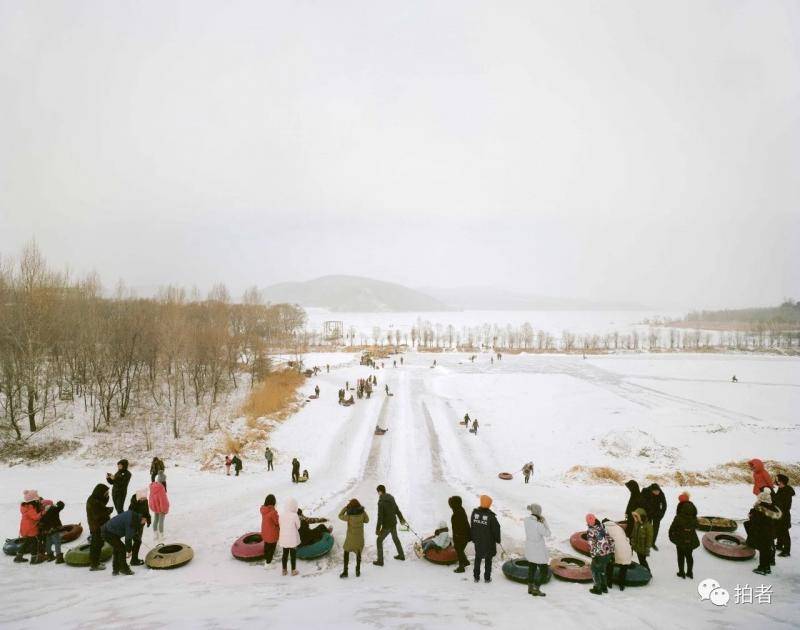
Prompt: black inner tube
<box><xmin>158</xmin><ymin>545</ymin><xmax>184</xmax><ymax>554</ymax></box>
<box><xmin>243</xmin><ymin>534</ymin><xmax>263</xmax><ymax>545</ymax></box>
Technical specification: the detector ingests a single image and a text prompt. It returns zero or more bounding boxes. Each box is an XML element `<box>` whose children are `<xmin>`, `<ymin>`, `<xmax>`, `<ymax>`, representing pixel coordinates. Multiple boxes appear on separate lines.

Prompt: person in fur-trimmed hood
<box><xmin>338</xmin><ymin>498</ymin><xmax>369</xmax><ymax>578</ymax></box>
<box><xmin>747</xmin><ymin>489</ymin><xmax>782</xmax><ymax>575</ymax></box>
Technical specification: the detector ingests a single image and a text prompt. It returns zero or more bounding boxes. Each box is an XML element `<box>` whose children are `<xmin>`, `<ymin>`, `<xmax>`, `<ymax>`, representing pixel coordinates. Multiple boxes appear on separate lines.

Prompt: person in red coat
<box><xmin>148</xmin><ymin>474</ymin><xmax>170</xmax><ymax>542</ymax></box>
<box><xmin>749</xmin><ymin>459</ymin><xmax>773</xmax><ymax>495</ymax></box>
<box><xmin>260</xmin><ymin>494</ymin><xmax>280</xmax><ymax>565</ymax></box>
<box><xmin>16</xmin><ymin>489</ymin><xmax>44</xmax><ymax>564</ymax></box>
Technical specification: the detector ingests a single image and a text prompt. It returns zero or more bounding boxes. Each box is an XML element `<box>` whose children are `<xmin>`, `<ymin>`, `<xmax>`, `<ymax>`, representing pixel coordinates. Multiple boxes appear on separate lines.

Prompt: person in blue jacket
<box><xmin>101</xmin><ymin>509</ymin><xmax>146</xmax><ymax>576</ymax></box>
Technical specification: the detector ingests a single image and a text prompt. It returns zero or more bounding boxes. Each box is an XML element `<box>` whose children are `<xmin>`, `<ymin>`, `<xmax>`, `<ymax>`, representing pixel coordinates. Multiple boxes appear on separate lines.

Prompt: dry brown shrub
<box><xmin>565</xmin><ymin>465</ymin><xmax>628</xmax><ymax>484</ymax></box>
<box><xmin>241</xmin><ymin>369</ymin><xmax>305</xmax><ymax>421</ymax></box>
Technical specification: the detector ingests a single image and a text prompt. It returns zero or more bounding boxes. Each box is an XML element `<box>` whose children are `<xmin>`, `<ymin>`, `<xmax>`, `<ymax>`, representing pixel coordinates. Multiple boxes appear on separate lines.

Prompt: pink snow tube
<box><xmin>497</xmin><ymin>472</ymin><xmax>513</xmax><ymax>481</ymax></box>
<box><xmin>231</xmin><ymin>532</ymin><xmax>265</xmax><ymax>561</ymax></box>
<box><xmin>702</xmin><ymin>532</ymin><xmax>755</xmax><ymax>561</ymax></box>
<box><xmin>570</xmin><ymin>531</ymin><xmax>590</xmax><ymax>556</ymax></box>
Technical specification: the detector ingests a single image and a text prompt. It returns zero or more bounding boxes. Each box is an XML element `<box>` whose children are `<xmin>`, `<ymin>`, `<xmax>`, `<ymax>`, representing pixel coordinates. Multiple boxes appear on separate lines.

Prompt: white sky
<box><xmin>0</xmin><ymin>1</ymin><xmax>798</xmax><ymax>309</ymax></box>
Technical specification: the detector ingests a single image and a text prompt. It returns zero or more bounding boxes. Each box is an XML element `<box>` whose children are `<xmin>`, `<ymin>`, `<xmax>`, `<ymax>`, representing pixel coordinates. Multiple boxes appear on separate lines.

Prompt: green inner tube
<box><xmin>696</xmin><ymin>516</ymin><xmax>738</xmax><ymax>532</ymax></box>
<box><xmin>297</xmin><ymin>532</ymin><xmax>334</xmax><ymax>560</ymax></box>
<box><xmin>65</xmin><ymin>542</ymin><xmax>113</xmax><ymax>566</ymax></box>
<box><xmin>501</xmin><ymin>558</ymin><xmax>553</xmax><ymax>584</ymax></box>
<box><xmin>146</xmin><ymin>543</ymin><xmax>194</xmax><ymax>570</ymax></box>
<box><xmin>613</xmin><ymin>562</ymin><xmax>652</xmax><ymax>586</ymax></box>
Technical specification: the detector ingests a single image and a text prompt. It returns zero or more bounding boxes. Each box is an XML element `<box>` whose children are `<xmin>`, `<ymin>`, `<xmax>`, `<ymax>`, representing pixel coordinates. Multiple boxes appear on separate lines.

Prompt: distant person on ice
<box><xmin>774</xmin><ymin>474</ymin><xmax>794</xmax><ymax>557</ymax></box>
<box><xmin>265</xmin><ymin>447</ymin><xmax>274</xmax><ymax>471</ymax></box>
<box><xmin>470</xmin><ymin>495</ymin><xmax>501</xmax><ymax>583</ymax></box>
<box><xmin>732</xmin><ymin>375</ymin><xmax>738</xmax><ymax>382</ymax></box>
<box><xmin>522</xmin><ymin>462</ymin><xmax>534</xmax><ymax>484</ymax></box>
<box><xmin>668</xmin><ymin>491</ymin><xmax>698</xmax><ymax>579</ymax></box>
<box><xmin>301</xmin><ymin>469</ymin><xmax>309</xmax><ymax>482</ymax></box>
<box><xmin>448</xmin><ymin>496</ymin><xmax>471</xmax><ymax>573</ymax></box>
<box><xmin>291</xmin><ymin>457</ymin><xmax>301</xmax><ymax>483</ymax></box>
<box><xmin>373</xmin><ymin>485</ymin><xmax>407</xmax><ymax>566</ymax></box>
<box><xmin>463</xmin><ymin>413</ymin><xmax>470</xmax><ymax>426</ymax></box>
<box><xmin>523</xmin><ymin>504</ymin><xmax>549</xmax><ymax>597</ymax></box>
<box><xmin>106</xmin><ymin>459</ymin><xmax>131</xmax><ymax>514</ymax></box>
<box><xmin>471</xmin><ymin>418</ymin><xmax>479</xmax><ymax>434</ymax></box>
<box><xmin>225</xmin><ymin>455</ymin><xmax>232</xmax><ymax>476</ymax></box>
<box><xmin>642</xmin><ymin>484</ymin><xmax>667</xmax><ymax>550</ymax></box>
<box><xmin>749</xmin><ymin>458</ymin><xmax>773</xmax><ymax>495</ymax></box>
<box><xmin>86</xmin><ymin>483</ymin><xmax>113</xmax><ymax>571</ymax></box>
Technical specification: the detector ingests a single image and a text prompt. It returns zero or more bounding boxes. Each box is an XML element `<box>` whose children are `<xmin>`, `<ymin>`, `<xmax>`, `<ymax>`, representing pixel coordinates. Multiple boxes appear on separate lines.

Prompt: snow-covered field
<box><xmin>1</xmin><ymin>352</ymin><xmax>798</xmax><ymax>629</ymax></box>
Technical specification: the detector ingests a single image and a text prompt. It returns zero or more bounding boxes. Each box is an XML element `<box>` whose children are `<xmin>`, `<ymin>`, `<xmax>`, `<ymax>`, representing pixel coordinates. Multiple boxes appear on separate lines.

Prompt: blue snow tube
<box><xmin>3</xmin><ymin>538</ymin><xmax>23</xmax><ymax>556</ymax></box>
<box><xmin>296</xmin><ymin>532</ymin><xmax>334</xmax><ymax>560</ymax></box>
<box><xmin>613</xmin><ymin>562</ymin><xmax>652</xmax><ymax>586</ymax></box>
<box><xmin>501</xmin><ymin>558</ymin><xmax>553</xmax><ymax>584</ymax></box>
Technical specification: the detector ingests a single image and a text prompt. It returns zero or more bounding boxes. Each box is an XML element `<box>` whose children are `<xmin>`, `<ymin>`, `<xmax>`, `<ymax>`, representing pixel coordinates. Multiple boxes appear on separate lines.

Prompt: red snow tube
<box><xmin>231</xmin><ymin>532</ymin><xmax>265</xmax><ymax>561</ymax></box>
<box><xmin>60</xmin><ymin>523</ymin><xmax>83</xmax><ymax>543</ymax></box>
<box><xmin>415</xmin><ymin>537</ymin><xmax>458</xmax><ymax>565</ymax></box>
<box><xmin>498</xmin><ymin>472</ymin><xmax>513</xmax><ymax>480</ymax></box>
<box><xmin>550</xmin><ymin>555</ymin><xmax>593</xmax><ymax>583</ymax></box>
<box><xmin>570</xmin><ymin>531</ymin><xmax>590</xmax><ymax>556</ymax></box>
<box><xmin>702</xmin><ymin>532</ymin><xmax>755</xmax><ymax>561</ymax></box>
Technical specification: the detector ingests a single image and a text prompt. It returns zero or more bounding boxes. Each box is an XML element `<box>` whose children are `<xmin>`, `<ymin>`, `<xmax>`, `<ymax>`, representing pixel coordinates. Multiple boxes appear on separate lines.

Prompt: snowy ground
<box><xmin>1</xmin><ymin>352</ymin><xmax>798</xmax><ymax>629</ymax></box>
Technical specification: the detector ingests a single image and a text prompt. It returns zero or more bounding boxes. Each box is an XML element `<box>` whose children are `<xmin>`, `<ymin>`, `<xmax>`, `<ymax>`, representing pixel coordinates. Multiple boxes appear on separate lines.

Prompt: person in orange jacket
<box><xmin>15</xmin><ymin>489</ymin><xmax>45</xmax><ymax>564</ymax></box>
<box><xmin>749</xmin><ymin>459</ymin><xmax>773</xmax><ymax>495</ymax></box>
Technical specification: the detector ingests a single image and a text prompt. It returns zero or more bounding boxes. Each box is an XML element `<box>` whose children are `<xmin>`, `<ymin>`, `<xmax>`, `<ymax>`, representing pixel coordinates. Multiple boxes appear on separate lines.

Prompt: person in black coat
<box><xmin>668</xmin><ymin>492</ymin><xmax>699</xmax><ymax>579</ymax></box>
<box><xmin>642</xmin><ymin>483</ymin><xmax>667</xmax><ymax>550</ymax></box>
<box><xmin>373</xmin><ymin>485</ymin><xmax>406</xmax><ymax>566</ymax></box>
<box><xmin>448</xmin><ymin>495</ymin><xmax>471</xmax><ymax>573</ymax></box>
<box><xmin>126</xmin><ymin>492</ymin><xmax>151</xmax><ymax>566</ymax></box>
<box><xmin>232</xmin><ymin>455</ymin><xmax>243</xmax><ymax>476</ymax></box>
<box><xmin>774</xmin><ymin>475</ymin><xmax>794</xmax><ymax>557</ymax></box>
<box><xmin>40</xmin><ymin>499</ymin><xmax>66</xmax><ymax>563</ymax></box>
<box><xmin>747</xmin><ymin>490</ymin><xmax>783</xmax><ymax>575</ymax></box>
<box><xmin>86</xmin><ymin>483</ymin><xmax>114</xmax><ymax>570</ymax></box>
<box><xmin>624</xmin><ymin>480</ymin><xmax>643</xmax><ymax>538</ymax></box>
<box><xmin>470</xmin><ymin>495</ymin><xmax>501</xmax><ymax>583</ymax></box>
<box><xmin>106</xmin><ymin>459</ymin><xmax>132</xmax><ymax>514</ymax></box>
<box><xmin>291</xmin><ymin>458</ymin><xmax>300</xmax><ymax>483</ymax></box>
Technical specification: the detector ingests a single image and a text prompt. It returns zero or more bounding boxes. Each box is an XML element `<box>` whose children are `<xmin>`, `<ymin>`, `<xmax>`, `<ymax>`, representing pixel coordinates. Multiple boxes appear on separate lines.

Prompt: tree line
<box><xmin>0</xmin><ymin>243</ymin><xmax>306</xmax><ymax>442</ymax></box>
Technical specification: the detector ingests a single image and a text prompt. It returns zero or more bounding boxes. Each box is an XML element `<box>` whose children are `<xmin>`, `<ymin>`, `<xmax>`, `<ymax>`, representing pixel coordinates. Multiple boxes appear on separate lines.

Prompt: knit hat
<box><xmin>757</xmin><ymin>489</ymin><xmax>772</xmax><ymax>504</ymax></box>
<box><xmin>157</xmin><ymin>473</ymin><xmax>166</xmax><ymax>483</ymax></box>
<box><xmin>23</xmin><ymin>489</ymin><xmax>40</xmax><ymax>503</ymax></box>
<box><xmin>585</xmin><ymin>513</ymin><xmax>597</xmax><ymax>526</ymax></box>
<box><xmin>678</xmin><ymin>491</ymin><xmax>690</xmax><ymax>503</ymax></box>
<box><xmin>527</xmin><ymin>503</ymin><xmax>542</xmax><ymax>517</ymax></box>
<box><xmin>134</xmin><ymin>487</ymin><xmax>149</xmax><ymax>501</ymax></box>
<box><xmin>479</xmin><ymin>495</ymin><xmax>493</xmax><ymax>509</ymax></box>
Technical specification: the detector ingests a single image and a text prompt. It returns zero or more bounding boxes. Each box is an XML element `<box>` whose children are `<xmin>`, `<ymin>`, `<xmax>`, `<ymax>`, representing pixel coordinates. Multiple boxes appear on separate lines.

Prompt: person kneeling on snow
<box><xmin>301</xmin><ymin>469</ymin><xmax>310</xmax><ymax>482</ymax></box>
<box><xmin>601</xmin><ymin>518</ymin><xmax>632</xmax><ymax>590</ymax></box>
<box><xmin>422</xmin><ymin>521</ymin><xmax>452</xmax><ymax>552</ymax></box>
<box><xmin>126</xmin><ymin>490</ymin><xmax>151</xmax><ymax>566</ymax></box>
<box><xmin>524</xmin><ymin>504</ymin><xmax>550</xmax><ymax>597</ymax></box>
<box><xmin>101</xmin><ymin>508</ymin><xmax>146</xmax><ymax>576</ymax></box>
<box><xmin>39</xmin><ymin>498</ymin><xmax>67</xmax><ymax>563</ymax></box>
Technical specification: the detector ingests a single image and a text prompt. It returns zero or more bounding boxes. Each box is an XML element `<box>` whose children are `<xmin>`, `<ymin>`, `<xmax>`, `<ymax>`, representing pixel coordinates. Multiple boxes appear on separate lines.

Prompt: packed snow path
<box><xmin>1</xmin><ymin>352</ymin><xmax>798</xmax><ymax>629</ymax></box>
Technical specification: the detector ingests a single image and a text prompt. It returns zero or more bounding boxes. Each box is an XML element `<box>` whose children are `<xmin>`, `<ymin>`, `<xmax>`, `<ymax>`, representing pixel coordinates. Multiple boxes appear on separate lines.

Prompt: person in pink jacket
<box><xmin>278</xmin><ymin>497</ymin><xmax>301</xmax><ymax>576</ymax></box>
<box><xmin>260</xmin><ymin>494</ymin><xmax>280</xmax><ymax>565</ymax></box>
<box><xmin>148</xmin><ymin>473</ymin><xmax>170</xmax><ymax>541</ymax></box>
<box><xmin>749</xmin><ymin>459</ymin><xmax>773</xmax><ymax>495</ymax></box>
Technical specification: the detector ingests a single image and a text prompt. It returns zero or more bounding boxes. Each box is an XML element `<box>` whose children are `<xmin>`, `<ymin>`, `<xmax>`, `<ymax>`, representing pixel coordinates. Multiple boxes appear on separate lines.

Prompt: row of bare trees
<box><xmin>0</xmin><ymin>243</ymin><xmax>306</xmax><ymax>441</ymax></box>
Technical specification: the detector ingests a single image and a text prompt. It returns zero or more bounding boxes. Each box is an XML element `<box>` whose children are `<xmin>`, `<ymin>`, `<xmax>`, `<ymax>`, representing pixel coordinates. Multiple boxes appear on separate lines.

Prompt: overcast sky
<box><xmin>0</xmin><ymin>1</ymin><xmax>798</xmax><ymax>309</ymax></box>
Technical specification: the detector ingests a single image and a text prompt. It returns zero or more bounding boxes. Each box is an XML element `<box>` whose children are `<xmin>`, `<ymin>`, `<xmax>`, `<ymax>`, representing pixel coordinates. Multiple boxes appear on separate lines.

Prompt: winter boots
<box><xmin>528</xmin><ymin>584</ymin><xmax>546</xmax><ymax>597</ymax></box>
<box><xmin>13</xmin><ymin>554</ymin><xmax>28</xmax><ymax>563</ymax></box>
<box><xmin>55</xmin><ymin>553</ymin><xmax>65</xmax><ymax>564</ymax></box>
<box><xmin>90</xmin><ymin>563</ymin><xmax>106</xmax><ymax>571</ymax></box>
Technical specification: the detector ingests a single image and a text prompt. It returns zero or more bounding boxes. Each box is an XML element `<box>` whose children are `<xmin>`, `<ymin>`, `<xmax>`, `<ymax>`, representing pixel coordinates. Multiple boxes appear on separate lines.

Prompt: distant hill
<box><xmin>419</xmin><ymin>286</ymin><xmax>647</xmax><ymax>311</ymax></box>
<box><xmin>262</xmin><ymin>276</ymin><xmax>452</xmax><ymax>312</ymax></box>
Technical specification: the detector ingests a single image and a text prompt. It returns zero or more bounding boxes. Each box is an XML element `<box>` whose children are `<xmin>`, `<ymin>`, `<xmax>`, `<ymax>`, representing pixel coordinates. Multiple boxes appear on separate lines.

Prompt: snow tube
<box><xmin>231</xmin><ymin>532</ymin><xmax>265</xmax><ymax>561</ymax></box>
<box><xmin>413</xmin><ymin>538</ymin><xmax>458</xmax><ymax>565</ymax></box>
<box><xmin>613</xmin><ymin>562</ymin><xmax>652</xmax><ymax>586</ymax></box>
<box><xmin>64</xmin><ymin>542</ymin><xmax>113</xmax><ymax>566</ymax></box>
<box><xmin>146</xmin><ymin>543</ymin><xmax>194</xmax><ymax>569</ymax></box>
<box><xmin>60</xmin><ymin>523</ymin><xmax>83</xmax><ymax>543</ymax></box>
<box><xmin>550</xmin><ymin>555</ymin><xmax>593</xmax><ymax>583</ymax></box>
<box><xmin>702</xmin><ymin>532</ymin><xmax>754</xmax><ymax>561</ymax></box>
<box><xmin>570</xmin><ymin>531</ymin><xmax>590</xmax><ymax>556</ymax></box>
<box><xmin>3</xmin><ymin>538</ymin><xmax>23</xmax><ymax>556</ymax></box>
<box><xmin>297</xmin><ymin>532</ymin><xmax>334</xmax><ymax>560</ymax></box>
<box><xmin>498</xmin><ymin>472</ymin><xmax>513</xmax><ymax>480</ymax></box>
<box><xmin>501</xmin><ymin>558</ymin><xmax>552</xmax><ymax>584</ymax></box>
<box><xmin>696</xmin><ymin>516</ymin><xmax>737</xmax><ymax>533</ymax></box>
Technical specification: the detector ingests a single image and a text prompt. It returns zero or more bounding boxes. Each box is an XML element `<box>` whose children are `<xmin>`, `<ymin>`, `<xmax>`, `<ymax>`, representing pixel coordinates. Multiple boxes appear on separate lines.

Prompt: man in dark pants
<box><xmin>291</xmin><ymin>457</ymin><xmax>300</xmax><ymax>483</ymax></box>
<box><xmin>373</xmin><ymin>485</ymin><xmax>406</xmax><ymax>566</ymax></box>
<box><xmin>106</xmin><ymin>459</ymin><xmax>132</xmax><ymax>514</ymax></box>
<box><xmin>448</xmin><ymin>495</ymin><xmax>471</xmax><ymax>573</ymax></box>
<box><xmin>126</xmin><ymin>492</ymin><xmax>151</xmax><ymax>566</ymax></box>
<box><xmin>86</xmin><ymin>483</ymin><xmax>114</xmax><ymax>570</ymax></box>
<box><xmin>265</xmin><ymin>447</ymin><xmax>274</xmax><ymax>471</ymax></box>
<box><xmin>101</xmin><ymin>508</ymin><xmax>145</xmax><ymax>576</ymax></box>
<box><xmin>642</xmin><ymin>483</ymin><xmax>667</xmax><ymax>550</ymax></box>
<box><xmin>470</xmin><ymin>495</ymin><xmax>501</xmax><ymax>582</ymax></box>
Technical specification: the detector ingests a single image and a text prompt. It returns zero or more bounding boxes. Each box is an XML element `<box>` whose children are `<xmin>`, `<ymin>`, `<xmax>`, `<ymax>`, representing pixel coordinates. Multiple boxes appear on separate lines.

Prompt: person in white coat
<box><xmin>278</xmin><ymin>497</ymin><xmax>301</xmax><ymax>576</ymax></box>
<box><xmin>523</xmin><ymin>504</ymin><xmax>550</xmax><ymax>597</ymax></box>
<box><xmin>602</xmin><ymin>518</ymin><xmax>632</xmax><ymax>591</ymax></box>
<box><xmin>422</xmin><ymin>521</ymin><xmax>452</xmax><ymax>552</ymax></box>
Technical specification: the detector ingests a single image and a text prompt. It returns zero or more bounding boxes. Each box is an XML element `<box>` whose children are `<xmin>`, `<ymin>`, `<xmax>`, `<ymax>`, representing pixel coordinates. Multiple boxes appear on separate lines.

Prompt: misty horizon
<box><xmin>1</xmin><ymin>1</ymin><xmax>798</xmax><ymax>311</ymax></box>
